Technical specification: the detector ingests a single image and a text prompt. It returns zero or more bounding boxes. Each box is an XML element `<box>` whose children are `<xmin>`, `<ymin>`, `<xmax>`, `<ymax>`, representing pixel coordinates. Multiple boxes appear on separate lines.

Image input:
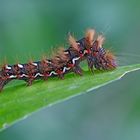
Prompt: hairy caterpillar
<box><xmin>0</xmin><ymin>29</ymin><xmax>117</xmax><ymax>92</ymax></box>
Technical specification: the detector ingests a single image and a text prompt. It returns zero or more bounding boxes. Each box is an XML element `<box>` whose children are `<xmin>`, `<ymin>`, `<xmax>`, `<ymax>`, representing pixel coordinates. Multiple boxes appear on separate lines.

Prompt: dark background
<box><xmin>0</xmin><ymin>0</ymin><xmax>140</xmax><ymax>140</ymax></box>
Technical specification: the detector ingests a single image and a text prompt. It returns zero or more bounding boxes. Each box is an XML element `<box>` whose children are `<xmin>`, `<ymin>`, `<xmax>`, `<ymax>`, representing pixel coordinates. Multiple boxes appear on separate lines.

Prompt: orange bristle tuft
<box><xmin>85</xmin><ymin>29</ymin><xmax>96</xmax><ymax>46</ymax></box>
<box><xmin>97</xmin><ymin>35</ymin><xmax>105</xmax><ymax>48</ymax></box>
<box><xmin>105</xmin><ymin>51</ymin><xmax>117</xmax><ymax>69</ymax></box>
<box><xmin>52</xmin><ymin>47</ymin><xmax>69</xmax><ymax>68</ymax></box>
<box><xmin>68</xmin><ymin>34</ymin><xmax>79</xmax><ymax>51</ymax></box>
<box><xmin>105</xmin><ymin>51</ymin><xmax>115</xmax><ymax>60</ymax></box>
<box><xmin>41</xmin><ymin>54</ymin><xmax>47</xmax><ymax>60</ymax></box>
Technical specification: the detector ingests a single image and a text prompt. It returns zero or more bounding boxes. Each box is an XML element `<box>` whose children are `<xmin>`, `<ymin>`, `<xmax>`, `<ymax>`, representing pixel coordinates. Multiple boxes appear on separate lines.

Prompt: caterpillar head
<box><xmin>79</xmin><ymin>29</ymin><xmax>96</xmax><ymax>54</ymax></box>
<box><xmin>84</xmin><ymin>30</ymin><xmax>117</xmax><ymax>70</ymax></box>
<box><xmin>84</xmin><ymin>29</ymin><xmax>105</xmax><ymax>54</ymax></box>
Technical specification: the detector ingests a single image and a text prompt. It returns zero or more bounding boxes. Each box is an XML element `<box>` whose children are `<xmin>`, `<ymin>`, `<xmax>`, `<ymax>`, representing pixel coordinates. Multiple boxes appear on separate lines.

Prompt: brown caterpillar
<box><xmin>0</xmin><ymin>29</ymin><xmax>117</xmax><ymax>92</ymax></box>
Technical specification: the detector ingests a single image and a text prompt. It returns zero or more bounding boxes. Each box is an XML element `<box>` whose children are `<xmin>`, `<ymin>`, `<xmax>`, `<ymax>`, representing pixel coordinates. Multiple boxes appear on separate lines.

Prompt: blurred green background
<box><xmin>0</xmin><ymin>0</ymin><xmax>140</xmax><ymax>140</ymax></box>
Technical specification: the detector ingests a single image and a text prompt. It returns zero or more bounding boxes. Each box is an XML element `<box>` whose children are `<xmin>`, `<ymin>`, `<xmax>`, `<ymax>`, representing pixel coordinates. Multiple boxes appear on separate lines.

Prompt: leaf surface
<box><xmin>0</xmin><ymin>64</ymin><xmax>140</xmax><ymax>131</ymax></box>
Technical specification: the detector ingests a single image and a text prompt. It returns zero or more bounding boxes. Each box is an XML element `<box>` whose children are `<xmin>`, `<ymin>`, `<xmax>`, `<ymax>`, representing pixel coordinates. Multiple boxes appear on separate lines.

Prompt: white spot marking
<box><xmin>84</xmin><ymin>50</ymin><xmax>88</xmax><ymax>54</ymax></box>
<box><xmin>32</xmin><ymin>63</ymin><xmax>37</xmax><ymax>66</ymax></box>
<box><xmin>64</xmin><ymin>51</ymin><xmax>69</xmax><ymax>54</ymax></box>
<box><xmin>6</xmin><ymin>65</ymin><xmax>11</xmax><ymax>70</ymax></box>
<box><xmin>18</xmin><ymin>64</ymin><xmax>23</xmax><ymax>68</ymax></box>
<box><xmin>46</xmin><ymin>61</ymin><xmax>52</xmax><ymax>64</ymax></box>
<box><xmin>9</xmin><ymin>75</ymin><xmax>17</xmax><ymax>79</ymax></box>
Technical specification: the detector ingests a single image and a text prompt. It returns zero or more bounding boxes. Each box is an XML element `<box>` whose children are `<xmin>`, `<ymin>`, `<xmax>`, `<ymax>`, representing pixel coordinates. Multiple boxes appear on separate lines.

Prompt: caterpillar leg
<box><xmin>0</xmin><ymin>79</ymin><xmax>6</xmax><ymax>92</ymax></box>
<box><xmin>73</xmin><ymin>65</ymin><xmax>83</xmax><ymax>76</ymax></box>
<box><xmin>22</xmin><ymin>77</ymin><xmax>35</xmax><ymax>86</ymax></box>
<box><xmin>43</xmin><ymin>76</ymin><xmax>48</xmax><ymax>81</ymax></box>
<box><xmin>87</xmin><ymin>58</ymin><xmax>94</xmax><ymax>73</ymax></box>
<box><xmin>58</xmin><ymin>74</ymin><xmax>64</xmax><ymax>79</ymax></box>
<box><xmin>26</xmin><ymin>78</ymin><xmax>35</xmax><ymax>86</ymax></box>
<box><xmin>86</xmin><ymin>56</ymin><xmax>95</xmax><ymax>74</ymax></box>
<box><xmin>26</xmin><ymin>79</ymin><xmax>33</xmax><ymax>86</ymax></box>
<box><xmin>0</xmin><ymin>78</ymin><xmax>11</xmax><ymax>92</ymax></box>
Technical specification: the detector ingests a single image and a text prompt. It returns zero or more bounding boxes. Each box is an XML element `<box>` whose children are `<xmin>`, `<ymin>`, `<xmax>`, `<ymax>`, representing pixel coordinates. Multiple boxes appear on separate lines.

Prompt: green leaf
<box><xmin>0</xmin><ymin>64</ymin><xmax>140</xmax><ymax>131</ymax></box>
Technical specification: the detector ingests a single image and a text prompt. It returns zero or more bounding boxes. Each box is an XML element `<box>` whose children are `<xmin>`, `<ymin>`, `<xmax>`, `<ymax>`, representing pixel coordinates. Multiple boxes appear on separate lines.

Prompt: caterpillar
<box><xmin>0</xmin><ymin>29</ymin><xmax>117</xmax><ymax>92</ymax></box>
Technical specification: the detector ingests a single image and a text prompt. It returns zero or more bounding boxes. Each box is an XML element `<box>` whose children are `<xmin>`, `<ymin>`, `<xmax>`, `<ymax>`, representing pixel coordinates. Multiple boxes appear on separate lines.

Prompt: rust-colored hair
<box><xmin>85</xmin><ymin>29</ymin><xmax>96</xmax><ymax>46</ymax></box>
<box><xmin>68</xmin><ymin>34</ymin><xmax>79</xmax><ymax>51</ymax></box>
<box><xmin>104</xmin><ymin>51</ymin><xmax>116</xmax><ymax>69</ymax></box>
<box><xmin>51</xmin><ymin>47</ymin><xmax>69</xmax><ymax>68</ymax></box>
<box><xmin>97</xmin><ymin>35</ymin><xmax>105</xmax><ymax>48</ymax></box>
